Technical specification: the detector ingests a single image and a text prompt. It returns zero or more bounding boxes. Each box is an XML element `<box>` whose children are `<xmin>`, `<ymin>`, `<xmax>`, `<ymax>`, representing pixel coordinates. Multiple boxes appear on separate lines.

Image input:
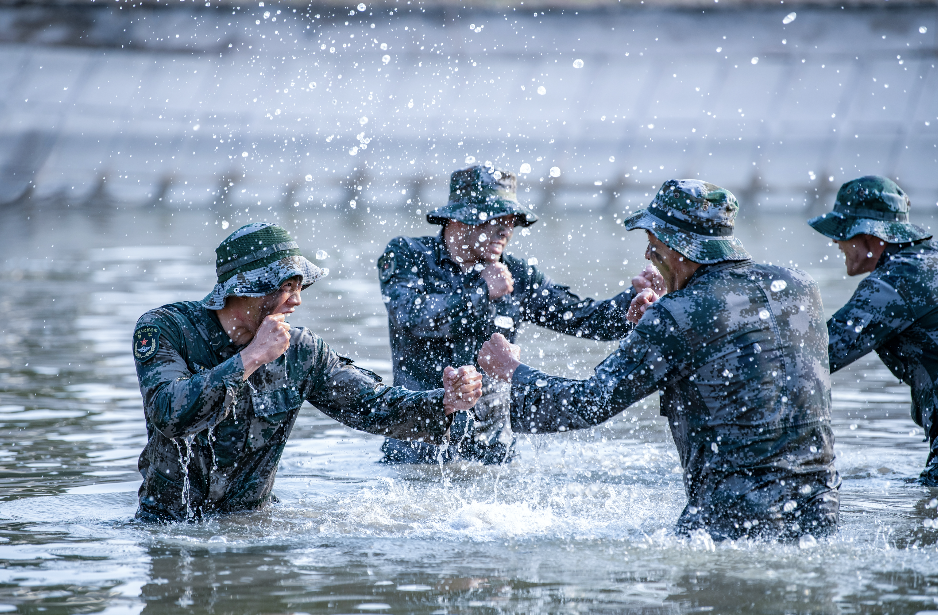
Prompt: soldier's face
<box><xmin>258</xmin><ymin>276</ymin><xmax>303</xmax><ymax>320</ymax></box>
<box><xmin>835</xmin><ymin>234</ymin><xmax>885</xmax><ymax>276</ymax></box>
<box><xmin>465</xmin><ymin>217</ymin><xmax>517</xmax><ymax>262</ymax></box>
<box><xmin>645</xmin><ymin>232</ymin><xmax>673</xmax><ymax>272</ymax></box>
<box><xmin>233</xmin><ymin>277</ymin><xmax>303</xmax><ymax>332</ymax></box>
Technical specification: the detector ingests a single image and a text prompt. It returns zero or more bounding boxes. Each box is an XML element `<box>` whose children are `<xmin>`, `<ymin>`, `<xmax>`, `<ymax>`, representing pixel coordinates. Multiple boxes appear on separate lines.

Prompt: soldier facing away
<box><xmin>132</xmin><ymin>223</ymin><xmax>482</xmax><ymax>522</ymax></box>
<box><xmin>807</xmin><ymin>176</ymin><xmax>938</xmax><ymax>485</ymax></box>
<box><xmin>479</xmin><ymin>180</ymin><xmax>841</xmax><ymax>541</ymax></box>
<box><xmin>377</xmin><ymin>164</ymin><xmax>638</xmax><ymax>464</ymax></box>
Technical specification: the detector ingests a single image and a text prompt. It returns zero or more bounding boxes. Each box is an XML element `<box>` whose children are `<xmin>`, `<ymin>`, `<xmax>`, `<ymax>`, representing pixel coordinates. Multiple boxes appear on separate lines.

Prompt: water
<box><xmin>2</xmin><ymin>197</ymin><xmax>938</xmax><ymax>614</ymax></box>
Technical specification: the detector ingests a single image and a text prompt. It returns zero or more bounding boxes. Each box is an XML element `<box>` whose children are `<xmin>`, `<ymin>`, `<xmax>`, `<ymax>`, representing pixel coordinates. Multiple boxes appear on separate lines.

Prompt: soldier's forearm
<box><xmin>144</xmin><ymin>354</ymin><xmax>246</xmax><ymax>438</ymax></box>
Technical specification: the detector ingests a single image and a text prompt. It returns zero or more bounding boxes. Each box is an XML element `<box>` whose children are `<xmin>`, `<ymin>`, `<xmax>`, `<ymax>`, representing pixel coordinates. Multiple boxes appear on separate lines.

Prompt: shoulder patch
<box><xmin>133</xmin><ymin>324</ymin><xmax>161</xmax><ymax>363</ymax></box>
<box><xmin>378</xmin><ymin>251</ymin><xmax>397</xmax><ymax>283</ymax></box>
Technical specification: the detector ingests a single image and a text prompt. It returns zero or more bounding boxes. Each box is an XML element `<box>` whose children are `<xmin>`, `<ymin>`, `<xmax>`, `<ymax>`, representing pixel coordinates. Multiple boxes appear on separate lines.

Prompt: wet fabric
<box><xmin>808</xmin><ymin>176</ymin><xmax>931</xmax><ymax>244</ymax></box>
<box><xmin>203</xmin><ymin>223</ymin><xmax>324</xmax><ymax>310</ymax></box>
<box><xmin>425</xmin><ymin>165</ymin><xmax>537</xmax><ymax>227</ymax></box>
<box><xmin>826</xmin><ymin>240</ymin><xmax>938</xmax><ymax>482</ymax></box>
<box><xmin>623</xmin><ymin>179</ymin><xmax>750</xmax><ymax>264</ymax></box>
<box><xmin>133</xmin><ymin>301</ymin><xmax>451</xmax><ymax>522</ymax></box>
<box><xmin>507</xmin><ymin>260</ymin><xmax>841</xmax><ymax>541</ymax></box>
<box><xmin>378</xmin><ymin>233</ymin><xmax>635</xmax><ymax>464</ymax></box>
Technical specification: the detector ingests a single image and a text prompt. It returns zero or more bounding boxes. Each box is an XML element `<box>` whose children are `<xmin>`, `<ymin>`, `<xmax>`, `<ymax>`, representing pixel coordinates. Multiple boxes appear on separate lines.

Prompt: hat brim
<box><xmin>807</xmin><ymin>211</ymin><xmax>932</xmax><ymax>244</ymax></box>
<box><xmin>203</xmin><ymin>255</ymin><xmax>325</xmax><ymax>310</ymax></box>
<box><xmin>623</xmin><ymin>209</ymin><xmax>751</xmax><ymax>265</ymax></box>
<box><xmin>427</xmin><ymin>197</ymin><xmax>538</xmax><ymax>227</ymax></box>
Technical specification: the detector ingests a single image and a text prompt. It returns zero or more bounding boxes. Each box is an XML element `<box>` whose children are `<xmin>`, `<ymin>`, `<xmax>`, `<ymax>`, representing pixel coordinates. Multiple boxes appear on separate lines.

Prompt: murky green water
<box><xmin>3</xmin><ymin>198</ymin><xmax>938</xmax><ymax>614</ymax></box>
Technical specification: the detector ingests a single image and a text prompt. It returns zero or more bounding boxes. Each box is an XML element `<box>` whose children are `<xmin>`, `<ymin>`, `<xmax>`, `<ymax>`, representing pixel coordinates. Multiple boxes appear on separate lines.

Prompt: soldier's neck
<box><xmin>665</xmin><ymin>261</ymin><xmax>702</xmax><ymax>293</ymax></box>
<box><xmin>442</xmin><ymin>224</ymin><xmax>483</xmax><ymax>272</ymax></box>
<box><xmin>217</xmin><ymin>297</ymin><xmax>265</xmax><ymax>346</ymax></box>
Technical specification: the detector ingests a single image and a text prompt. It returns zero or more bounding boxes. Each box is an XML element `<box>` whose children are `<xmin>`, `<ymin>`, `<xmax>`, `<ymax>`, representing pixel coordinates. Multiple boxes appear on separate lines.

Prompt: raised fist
<box><xmin>241</xmin><ymin>314</ymin><xmax>291</xmax><ymax>378</ymax></box>
<box><xmin>478</xmin><ymin>333</ymin><xmax>522</xmax><ymax>382</ymax></box>
<box><xmin>481</xmin><ymin>263</ymin><xmax>514</xmax><ymax>300</ymax></box>
<box><xmin>627</xmin><ymin>288</ymin><xmax>659</xmax><ymax>324</ymax></box>
<box><xmin>631</xmin><ymin>264</ymin><xmax>666</xmax><ymax>295</ymax></box>
<box><xmin>442</xmin><ymin>365</ymin><xmax>484</xmax><ymax>415</ymax></box>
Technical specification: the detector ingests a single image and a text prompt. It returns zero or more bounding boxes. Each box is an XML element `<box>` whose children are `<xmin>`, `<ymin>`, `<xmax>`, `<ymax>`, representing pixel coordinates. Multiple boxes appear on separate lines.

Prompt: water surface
<box><xmin>2</xmin><ymin>200</ymin><xmax>938</xmax><ymax>614</ymax></box>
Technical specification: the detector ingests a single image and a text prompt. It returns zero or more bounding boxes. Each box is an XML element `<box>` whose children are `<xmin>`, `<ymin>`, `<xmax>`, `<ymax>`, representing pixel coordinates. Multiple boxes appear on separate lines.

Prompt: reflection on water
<box><xmin>3</xmin><ymin>199</ymin><xmax>938</xmax><ymax>614</ymax></box>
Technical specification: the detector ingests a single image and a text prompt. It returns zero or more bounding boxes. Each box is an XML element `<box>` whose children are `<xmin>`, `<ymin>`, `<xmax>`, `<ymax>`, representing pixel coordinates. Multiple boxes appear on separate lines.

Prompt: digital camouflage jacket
<box><xmin>133</xmin><ymin>301</ymin><xmax>450</xmax><ymax>522</ymax></box>
<box><xmin>827</xmin><ymin>241</ymin><xmax>938</xmax><ymax>477</ymax></box>
<box><xmin>377</xmin><ymin>233</ymin><xmax>635</xmax><ymax>463</ymax></box>
<box><xmin>507</xmin><ymin>261</ymin><xmax>841</xmax><ymax>541</ymax></box>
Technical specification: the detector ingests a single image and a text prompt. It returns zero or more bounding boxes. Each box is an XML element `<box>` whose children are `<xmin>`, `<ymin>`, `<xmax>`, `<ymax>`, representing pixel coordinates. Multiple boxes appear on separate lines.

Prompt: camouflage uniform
<box><xmin>379</xmin><ymin>165</ymin><xmax>635</xmax><ymax>464</ymax></box>
<box><xmin>133</xmin><ymin>224</ymin><xmax>452</xmax><ymax>522</ymax></box>
<box><xmin>808</xmin><ymin>176</ymin><xmax>938</xmax><ymax>484</ymax></box>
<box><xmin>506</xmin><ymin>180</ymin><xmax>841</xmax><ymax>541</ymax></box>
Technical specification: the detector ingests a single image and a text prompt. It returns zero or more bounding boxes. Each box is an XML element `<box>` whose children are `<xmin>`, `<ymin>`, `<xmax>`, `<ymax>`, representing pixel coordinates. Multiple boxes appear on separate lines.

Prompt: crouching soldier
<box><xmin>378</xmin><ymin>164</ymin><xmax>637</xmax><ymax>464</ymax></box>
<box><xmin>807</xmin><ymin>176</ymin><xmax>938</xmax><ymax>485</ymax></box>
<box><xmin>479</xmin><ymin>180</ymin><xmax>841</xmax><ymax>541</ymax></box>
<box><xmin>132</xmin><ymin>223</ymin><xmax>482</xmax><ymax>522</ymax></box>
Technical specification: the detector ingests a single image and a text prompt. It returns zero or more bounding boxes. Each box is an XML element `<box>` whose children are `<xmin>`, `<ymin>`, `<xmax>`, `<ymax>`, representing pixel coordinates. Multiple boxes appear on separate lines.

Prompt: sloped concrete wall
<box><xmin>0</xmin><ymin>4</ymin><xmax>935</xmax><ymax>215</ymax></box>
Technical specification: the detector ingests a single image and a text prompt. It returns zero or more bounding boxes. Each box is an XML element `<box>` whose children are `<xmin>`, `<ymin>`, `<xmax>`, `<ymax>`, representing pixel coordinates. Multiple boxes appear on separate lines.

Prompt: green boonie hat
<box><xmin>622</xmin><ymin>179</ymin><xmax>751</xmax><ymax>265</ymax></box>
<box><xmin>807</xmin><ymin>175</ymin><xmax>931</xmax><ymax>244</ymax></box>
<box><xmin>202</xmin><ymin>223</ymin><xmax>325</xmax><ymax>310</ymax></box>
<box><xmin>426</xmin><ymin>164</ymin><xmax>538</xmax><ymax>227</ymax></box>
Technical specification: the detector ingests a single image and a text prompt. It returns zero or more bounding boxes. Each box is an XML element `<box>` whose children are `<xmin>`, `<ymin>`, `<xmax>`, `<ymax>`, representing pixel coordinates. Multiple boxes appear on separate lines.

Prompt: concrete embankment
<box><xmin>0</xmin><ymin>3</ymin><xmax>935</xmax><ymax>214</ymax></box>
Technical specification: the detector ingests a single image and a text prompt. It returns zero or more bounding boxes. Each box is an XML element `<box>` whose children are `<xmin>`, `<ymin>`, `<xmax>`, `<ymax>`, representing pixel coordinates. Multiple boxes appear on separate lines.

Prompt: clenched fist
<box><xmin>627</xmin><ymin>288</ymin><xmax>660</xmax><ymax>324</ymax></box>
<box><xmin>481</xmin><ymin>262</ymin><xmax>514</xmax><ymax>300</ymax></box>
<box><xmin>442</xmin><ymin>365</ymin><xmax>484</xmax><ymax>415</ymax></box>
<box><xmin>631</xmin><ymin>264</ymin><xmax>666</xmax><ymax>296</ymax></box>
<box><xmin>478</xmin><ymin>333</ymin><xmax>521</xmax><ymax>382</ymax></box>
<box><xmin>241</xmin><ymin>314</ymin><xmax>292</xmax><ymax>379</ymax></box>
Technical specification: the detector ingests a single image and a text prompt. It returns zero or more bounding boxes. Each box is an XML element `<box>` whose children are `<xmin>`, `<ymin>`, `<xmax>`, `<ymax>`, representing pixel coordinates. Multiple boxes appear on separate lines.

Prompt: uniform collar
<box><xmin>435</xmin><ymin>231</ymin><xmax>474</xmax><ymax>271</ymax></box>
<box><xmin>200</xmin><ymin>304</ymin><xmax>238</xmax><ymax>352</ymax></box>
<box><xmin>684</xmin><ymin>258</ymin><xmax>751</xmax><ymax>288</ymax></box>
<box><xmin>876</xmin><ymin>239</ymin><xmax>931</xmax><ymax>269</ymax></box>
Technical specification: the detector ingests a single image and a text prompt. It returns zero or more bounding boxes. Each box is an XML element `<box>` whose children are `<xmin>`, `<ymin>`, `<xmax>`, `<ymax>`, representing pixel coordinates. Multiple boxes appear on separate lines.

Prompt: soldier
<box><xmin>377</xmin><ymin>164</ymin><xmax>639</xmax><ymax>464</ymax></box>
<box><xmin>132</xmin><ymin>223</ymin><xmax>482</xmax><ymax>522</ymax></box>
<box><xmin>807</xmin><ymin>176</ymin><xmax>938</xmax><ymax>485</ymax></box>
<box><xmin>478</xmin><ymin>179</ymin><xmax>841</xmax><ymax>541</ymax></box>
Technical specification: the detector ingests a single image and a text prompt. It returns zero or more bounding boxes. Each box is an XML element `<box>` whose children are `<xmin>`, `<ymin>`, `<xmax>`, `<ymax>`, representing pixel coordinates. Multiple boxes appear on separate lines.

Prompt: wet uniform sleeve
<box><xmin>305</xmin><ymin>340</ymin><xmax>453</xmax><ymax>444</ymax></box>
<box><xmin>828</xmin><ymin>276</ymin><xmax>915</xmax><ymax>372</ymax></box>
<box><xmin>379</xmin><ymin>239</ymin><xmax>491</xmax><ymax>340</ymax></box>
<box><xmin>135</xmin><ymin>319</ymin><xmax>246</xmax><ymax>440</ymax></box>
<box><xmin>521</xmin><ymin>266</ymin><xmax>635</xmax><ymax>340</ymax></box>
<box><xmin>508</xmin><ymin>305</ymin><xmax>684</xmax><ymax>434</ymax></box>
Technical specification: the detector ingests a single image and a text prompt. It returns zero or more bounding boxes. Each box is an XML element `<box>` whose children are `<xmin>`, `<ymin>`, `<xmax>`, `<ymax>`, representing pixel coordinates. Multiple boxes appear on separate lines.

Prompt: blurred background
<box><xmin>0</xmin><ymin>0</ymin><xmax>935</xmax><ymax>216</ymax></box>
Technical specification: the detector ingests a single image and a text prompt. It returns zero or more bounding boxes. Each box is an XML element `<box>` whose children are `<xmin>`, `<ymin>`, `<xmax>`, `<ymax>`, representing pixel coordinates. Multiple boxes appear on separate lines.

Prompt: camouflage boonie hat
<box><xmin>202</xmin><ymin>223</ymin><xmax>325</xmax><ymax>310</ymax></box>
<box><xmin>807</xmin><ymin>176</ymin><xmax>931</xmax><ymax>244</ymax></box>
<box><xmin>622</xmin><ymin>179</ymin><xmax>751</xmax><ymax>265</ymax></box>
<box><xmin>426</xmin><ymin>164</ymin><xmax>537</xmax><ymax>227</ymax></box>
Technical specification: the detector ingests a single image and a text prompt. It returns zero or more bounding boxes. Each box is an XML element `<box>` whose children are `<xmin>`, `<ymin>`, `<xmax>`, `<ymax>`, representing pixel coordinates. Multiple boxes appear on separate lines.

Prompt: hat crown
<box><xmin>834</xmin><ymin>175</ymin><xmax>910</xmax><ymax>217</ymax></box>
<box><xmin>449</xmin><ymin>164</ymin><xmax>517</xmax><ymax>204</ymax></box>
<box><xmin>650</xmin><ymin>179</ymin><xmax>739</xmax><ymax>233</ymax></box>
<box><xmin>215</xmin><ymin>223</ymin><xmax>300</xmax><ymax>283</ymax></box>
<box><xmin>426</xmin><ymin>164</ymin><xmax>537</xmax><ymax>226</ymax></box>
